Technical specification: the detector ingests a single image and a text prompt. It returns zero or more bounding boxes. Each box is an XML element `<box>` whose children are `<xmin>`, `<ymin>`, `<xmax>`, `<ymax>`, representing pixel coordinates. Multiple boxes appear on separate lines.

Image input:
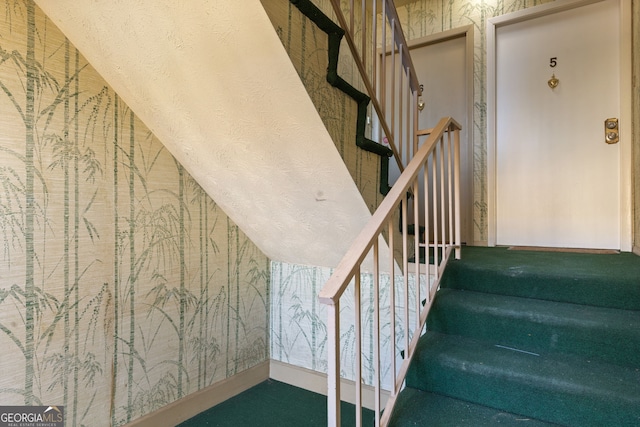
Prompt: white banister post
<box><xmin>432</xmin><ymin>145</ymin><xmax>439</xmax><ymax>278</ymax></box>
<box><xmin>413</xmin><ymin>180</ymin><xmax>421</xmax><ymax>332</ymax></box>
<box><xmin>327</xmin><ymin>301</ymin><xmax>341</xmax><ymax>427</ymax></box>
<box><xmin>439</xmin><ymin>137</ymin><xmax>446</xmax><ymax>262</ymax></box>
<box><xmin>355</xmin><ymin>272</ymin><xmax>362</xmax><ymax>427</ymax></box>
<box><xmin>447</xmin><ymin>128</ymin><xmax>454</xmax><ymax>247</ymax></box>
<box><xmin>373</xmin><ymin>241</ymin><xmax>381</xmax><ymax>427</ymax></box>
<box><xmin>387</xmin><ymin>221</ymin><xmax>396</xmax><ymax>395</ymax></box>
<box><xmin>454</xmin><ymin>126</ymin><xmax>461</xmax><ymax>259</ymax></box>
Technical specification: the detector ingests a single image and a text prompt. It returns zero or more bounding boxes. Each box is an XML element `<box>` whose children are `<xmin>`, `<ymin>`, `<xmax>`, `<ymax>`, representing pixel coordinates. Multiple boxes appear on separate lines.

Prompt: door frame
<box><xmin>486</xmin><ymin>0</ymin><xmax>633</xmax><ymax>250</ymax></box>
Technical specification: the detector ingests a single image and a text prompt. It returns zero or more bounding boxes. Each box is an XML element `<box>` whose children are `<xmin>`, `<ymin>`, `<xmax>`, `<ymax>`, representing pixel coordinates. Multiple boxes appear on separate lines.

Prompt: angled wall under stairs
<box><xmin>261</xmin><ymin>0</ymin><xmax>393</xmax><ymax>215</ymax></box>
<box><xmin>390</xmin><ymin>247</ymin><xmax>640</xmax><ymax>426</ymax></box>
<box><xmin>35</xmin><ymin>0</ymin><xmax>376</xmax><ymax>268</ymax></box>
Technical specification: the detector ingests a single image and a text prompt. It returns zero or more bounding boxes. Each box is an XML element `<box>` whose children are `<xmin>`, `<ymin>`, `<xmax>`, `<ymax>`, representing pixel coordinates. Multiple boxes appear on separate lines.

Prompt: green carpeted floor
<box><xmin>178</xmin><ymin>379</ymin><xmax>374</xmax><ymax>427</ymax></box>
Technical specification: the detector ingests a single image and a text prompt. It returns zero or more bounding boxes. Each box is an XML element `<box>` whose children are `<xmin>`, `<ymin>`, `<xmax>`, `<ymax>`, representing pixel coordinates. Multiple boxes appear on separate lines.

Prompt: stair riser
<box><xmin>428</xmin><ymin>289</ymin><xmax>640</xmax><ymax>368</ymax></box>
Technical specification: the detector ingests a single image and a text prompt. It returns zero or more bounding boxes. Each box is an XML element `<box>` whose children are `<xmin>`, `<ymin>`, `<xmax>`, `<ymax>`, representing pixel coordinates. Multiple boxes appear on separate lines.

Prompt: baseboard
<box><xmin>633</xmin><ymin>245</ymin><xmax>640</xmax><ymax>257</ymax></box>
<box><xmin>269</xmin><ymin>360</ymin><xmax>390</xmax><ymax>411</ymax></box>
<box><xmin>125</xmin><ymin>361</ymin><xmax>270</xmax><ymax>427</ymax></box>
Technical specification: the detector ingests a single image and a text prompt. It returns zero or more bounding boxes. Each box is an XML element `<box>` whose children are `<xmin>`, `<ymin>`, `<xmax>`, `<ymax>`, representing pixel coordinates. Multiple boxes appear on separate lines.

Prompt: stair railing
<box><xmin>328</xmin><ymin>0</ymin><xmax>421</xmax><ymax>171</ymax></box>
<box><xmin>319</xmin><ymin>117</ymin><xmax>462</xmax><ymax>426</ymax></box>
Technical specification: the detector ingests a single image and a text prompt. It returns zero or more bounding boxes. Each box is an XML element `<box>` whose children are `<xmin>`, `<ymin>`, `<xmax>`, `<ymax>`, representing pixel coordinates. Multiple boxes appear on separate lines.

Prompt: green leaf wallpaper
<box><xmin>0</xmin><ymin>2</ymin><xmax>269</xmax><ymax>426</ymax></box>
<box><xmin>270</xmin><ymin>261</ymin><xmax>429</xmax><ymax>390</ymax></box>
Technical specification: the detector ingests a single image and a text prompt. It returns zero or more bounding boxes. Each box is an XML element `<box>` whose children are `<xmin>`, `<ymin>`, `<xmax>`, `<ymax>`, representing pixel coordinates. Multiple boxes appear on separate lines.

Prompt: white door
<box><xmin>387</xmin><ymin>29</ymin><xmax>472</xmax><ymax>244</ymax></box>
<box><xmin>495</xmin><ymin>0</ymin><xmax>622</xmax><ymax>249</ymax></box>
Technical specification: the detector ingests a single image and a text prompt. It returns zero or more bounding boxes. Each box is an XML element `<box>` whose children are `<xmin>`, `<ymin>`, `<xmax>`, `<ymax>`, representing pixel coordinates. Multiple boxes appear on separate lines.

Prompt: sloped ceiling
<box><xmin>34</xmin><ymin>0</ymin><xmax>374</xmax><ymax>268</ymax></box>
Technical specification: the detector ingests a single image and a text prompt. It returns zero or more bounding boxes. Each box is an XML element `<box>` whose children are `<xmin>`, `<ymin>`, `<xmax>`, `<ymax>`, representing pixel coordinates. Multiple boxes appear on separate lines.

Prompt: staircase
<box><xmin>389</xmin><ymin>246</ymin><xmax>640</xmax><ymax>426</ymax></box>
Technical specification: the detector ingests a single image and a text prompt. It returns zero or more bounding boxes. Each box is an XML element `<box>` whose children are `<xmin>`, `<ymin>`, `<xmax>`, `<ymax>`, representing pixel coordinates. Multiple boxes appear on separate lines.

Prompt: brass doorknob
<box><xmin>604</xmin><ymin>118</ymin><xmax>619</xmax><ymax>144</ymax></box>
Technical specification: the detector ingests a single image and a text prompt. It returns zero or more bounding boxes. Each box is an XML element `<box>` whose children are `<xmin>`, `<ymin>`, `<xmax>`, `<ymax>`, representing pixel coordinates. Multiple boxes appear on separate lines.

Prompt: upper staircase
<box><xmin>390</xmin><ymin>247</ymin><xmax>640</xmax><ymax>426</ymax></box>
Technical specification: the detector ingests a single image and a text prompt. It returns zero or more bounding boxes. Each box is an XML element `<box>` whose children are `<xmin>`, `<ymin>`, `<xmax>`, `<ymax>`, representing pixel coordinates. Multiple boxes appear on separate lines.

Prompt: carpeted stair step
<box><xmin>427</xmin><ymin>288</ymin><xmax>640</xmax><ymax>368</ymax></box>
<box><xmin>406</xmin><ymin>331</ymin><xmax>640</xmax><ymax>427</ymax></box>
<box><xmin>389</xmin><ymin>387</ymin><xmax>560</xmax><ymax>426</ymax></box>
<box><xmin>440</xmin><ymin>247</ymin><xmax>640</xmax><ymax>310</ymax></box>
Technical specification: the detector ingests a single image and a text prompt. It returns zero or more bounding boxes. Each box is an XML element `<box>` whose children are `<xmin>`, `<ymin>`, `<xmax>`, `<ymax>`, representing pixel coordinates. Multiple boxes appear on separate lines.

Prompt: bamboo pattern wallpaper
<box><xmin>270</xmin><ymin>261</ymin><xmax>427</xmax><ymax>389</ymax></box>
<box><xmin>0</xmin><ymin>2</ymin><xmax>269</xmax><ymax>426</ymax></box>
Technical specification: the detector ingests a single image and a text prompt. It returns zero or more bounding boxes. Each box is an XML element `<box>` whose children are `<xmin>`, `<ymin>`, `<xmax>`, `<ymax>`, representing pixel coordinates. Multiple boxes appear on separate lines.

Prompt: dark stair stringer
<box><xmin>289</xmin><ymin>0</ymin><xmax>393</xmax><ymax>196</ymax></box>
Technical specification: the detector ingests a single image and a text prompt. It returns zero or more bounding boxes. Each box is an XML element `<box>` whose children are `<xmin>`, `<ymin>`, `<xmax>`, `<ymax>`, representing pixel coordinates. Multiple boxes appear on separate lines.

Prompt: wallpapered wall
<box><xmin>270</xmin><ymin>262</ymin><xmax>427</xmax><ymax>389</ymax></box>
<box><xmin>0</xmin><ymin>2</ymin><xmax>269</xmax><ymax>426</ymax></box>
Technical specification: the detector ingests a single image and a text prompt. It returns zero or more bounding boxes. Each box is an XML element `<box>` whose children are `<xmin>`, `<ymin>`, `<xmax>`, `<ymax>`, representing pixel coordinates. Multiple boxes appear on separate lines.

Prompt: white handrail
<box><xmin>319</xmin><ymin>117</ymin><xmax>462</xmax><ymax>426</ymax></box>
<box><xmin>322</xmin><ymin>3</ymin><xmax>462</xmax><ymax>425</ymax></box>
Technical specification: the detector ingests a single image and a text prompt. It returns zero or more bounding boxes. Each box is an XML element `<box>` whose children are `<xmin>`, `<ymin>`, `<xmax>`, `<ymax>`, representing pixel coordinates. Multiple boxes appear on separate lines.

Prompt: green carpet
<box><xmin>390</xmin><ymin>246</ymin><xmax>640</xmax><ymax>426</ymax></box>
<box><xmin>440</xmin><ymin>246</ymin><xmax>640</xmax><ymax>310</ymax></box>
<box><xmin>404</xmin><ymin>332</ymin><xmax>640</xmax><ymax>426</ymax></box>
<box><xmin>428</xmin><ymin>288</ymin><xmax>640</xmax><ymax>368</ymax></box>
<box><xmin>178</xmin><ymin>379</ymin><xmax>374</xmax><ymax>427</ymax></box>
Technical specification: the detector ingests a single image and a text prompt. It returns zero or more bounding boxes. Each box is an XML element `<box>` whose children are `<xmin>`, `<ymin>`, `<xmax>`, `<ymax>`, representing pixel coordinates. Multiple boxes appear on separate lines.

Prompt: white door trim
<box><xmin>486</xmin><ymin>0</ymin><xmax>632</xmax><ymax>250</ymax></box>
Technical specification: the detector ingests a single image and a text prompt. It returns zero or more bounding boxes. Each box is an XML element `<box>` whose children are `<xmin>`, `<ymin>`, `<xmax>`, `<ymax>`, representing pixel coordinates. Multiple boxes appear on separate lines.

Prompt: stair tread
<box><xmin>410</xmin><ymin>331</ymin><xmax>640</xmax><ymax>396</ymax></box>
<box><xmin>441</xmin><ymin>247</ymin><xmax>640</xmax><ymax>310</ymax></box>
<box><xmin>390</xmin><ymin>387</ymin><xmax>561</xmax><ymax>426</ymax></box>
<box><xmin>407</xmin><ymin>331</ymin><xmax>640</xmax><ymax>426</ymax></box>
<box><xmin>428</xmin><ymin>288</ymin><xmax>640</xmax><ymax>367</ymax></box>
